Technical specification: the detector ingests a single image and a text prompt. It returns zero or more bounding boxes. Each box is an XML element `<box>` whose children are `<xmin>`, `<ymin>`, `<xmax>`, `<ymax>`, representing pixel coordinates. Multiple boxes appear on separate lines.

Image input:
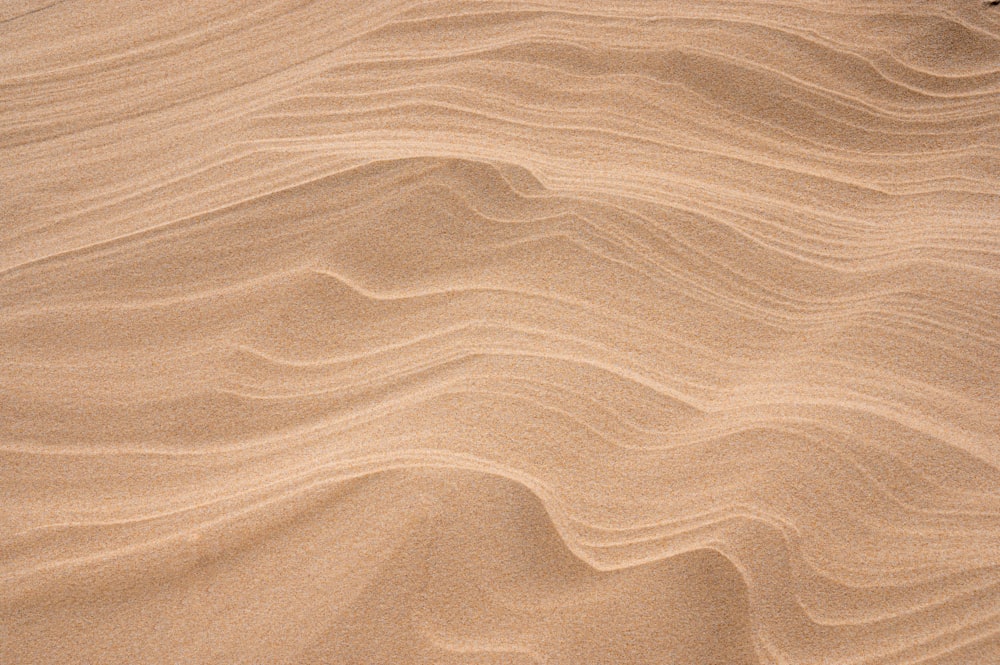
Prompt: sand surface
<box><xmin>2</xmin><ymin>1</ymin><xmax>1000</xmax><ymax>663</ymax></box>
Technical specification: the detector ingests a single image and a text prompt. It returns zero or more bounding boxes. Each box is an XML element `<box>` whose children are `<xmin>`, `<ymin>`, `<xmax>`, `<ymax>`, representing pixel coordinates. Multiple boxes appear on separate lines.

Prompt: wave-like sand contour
<box><xmin>2</xmin><ymin>1</ymin><xmax>999</xmax><ymax>663</ymax></box>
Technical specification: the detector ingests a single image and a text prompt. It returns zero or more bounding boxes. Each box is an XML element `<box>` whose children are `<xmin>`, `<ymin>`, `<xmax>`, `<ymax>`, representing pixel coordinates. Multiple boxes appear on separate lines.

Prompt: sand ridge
<box><xmin>2</xmin><ymin>1</ymin><xmax>1000</xmax><ymax>663</ymax></box>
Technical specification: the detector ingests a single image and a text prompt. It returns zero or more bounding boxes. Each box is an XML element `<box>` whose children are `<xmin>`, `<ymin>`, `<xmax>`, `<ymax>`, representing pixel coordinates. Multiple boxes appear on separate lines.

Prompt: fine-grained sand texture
<box><xmin>2</xmin><ymin>2</ymin><xmax>999</xmax><ymax>663</ymax></box>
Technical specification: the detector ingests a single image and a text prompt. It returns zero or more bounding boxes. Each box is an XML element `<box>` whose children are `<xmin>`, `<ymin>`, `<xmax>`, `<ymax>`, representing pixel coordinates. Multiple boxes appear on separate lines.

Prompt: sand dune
<box><xmin>2</xmin><ymin>1</ymin><xmax>1000</xmax><ymax>663</ymax></box>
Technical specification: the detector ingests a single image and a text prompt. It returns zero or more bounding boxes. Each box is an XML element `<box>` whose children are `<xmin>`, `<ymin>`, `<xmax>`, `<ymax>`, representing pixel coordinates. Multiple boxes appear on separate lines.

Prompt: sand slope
<box><xmin>2</xmin><ymin>1</ymin><xmax>1000</xmax><ymax>663</ymax></box>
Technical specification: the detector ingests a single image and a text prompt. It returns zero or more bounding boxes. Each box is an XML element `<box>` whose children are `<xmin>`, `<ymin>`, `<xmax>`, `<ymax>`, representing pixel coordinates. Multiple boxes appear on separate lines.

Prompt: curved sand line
<box><xmin>2</xmin><ymin>1</ymin><xmax>999</xmax><ymax>663</ymax></box>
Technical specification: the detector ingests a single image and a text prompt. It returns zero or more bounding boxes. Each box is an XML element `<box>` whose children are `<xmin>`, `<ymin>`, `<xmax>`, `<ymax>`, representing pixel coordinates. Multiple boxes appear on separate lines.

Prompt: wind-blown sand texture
<box><xmin>2</xmin><ymin>1</ymin><xmax>1000</xmax><ymax>663</ymax></box>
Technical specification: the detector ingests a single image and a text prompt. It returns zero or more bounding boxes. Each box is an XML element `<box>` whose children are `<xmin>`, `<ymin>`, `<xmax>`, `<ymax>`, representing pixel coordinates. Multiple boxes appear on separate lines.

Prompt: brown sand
<box><xmin>2</xmin><ymin>1</ymin><xmax>1000</xmax><ymax>663</ymax></box>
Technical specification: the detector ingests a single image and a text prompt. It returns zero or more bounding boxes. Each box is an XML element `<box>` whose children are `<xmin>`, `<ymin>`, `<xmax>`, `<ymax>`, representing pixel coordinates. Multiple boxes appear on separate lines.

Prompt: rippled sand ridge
<box><xmin>2</xmin><ymin>1</ymin><xmax>1000</xmax><ymax>663</ymax></box>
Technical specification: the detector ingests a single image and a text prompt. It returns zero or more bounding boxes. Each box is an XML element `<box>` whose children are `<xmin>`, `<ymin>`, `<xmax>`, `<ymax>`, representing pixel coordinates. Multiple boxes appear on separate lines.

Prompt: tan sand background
<box><xmin>2</xmin><ymin>1</ymin><xmax>1000</xmax><ymax>663</ymax></box>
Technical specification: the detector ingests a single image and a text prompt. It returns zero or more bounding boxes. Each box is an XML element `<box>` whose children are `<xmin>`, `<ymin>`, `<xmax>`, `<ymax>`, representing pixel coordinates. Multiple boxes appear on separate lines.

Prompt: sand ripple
<box><xmin>2</xmin><ymin>1</ymin><xmax>999</xmax><ymax>663</ymax></box>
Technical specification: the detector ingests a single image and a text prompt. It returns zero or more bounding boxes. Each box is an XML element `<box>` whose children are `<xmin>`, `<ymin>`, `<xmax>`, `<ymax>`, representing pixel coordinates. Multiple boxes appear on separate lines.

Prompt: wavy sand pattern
<box><xmin>2</xmin><ymin>1</ymin><xmax>1000</xmax><ymax>663</ymax></box>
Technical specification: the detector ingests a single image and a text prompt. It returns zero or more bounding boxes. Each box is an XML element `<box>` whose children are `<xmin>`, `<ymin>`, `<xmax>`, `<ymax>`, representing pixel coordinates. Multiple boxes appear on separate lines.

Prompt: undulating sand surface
<box><xmin>2</xmin><ymin>1</ymin><xmax>1000</xmax><ymax>663</ymax></box>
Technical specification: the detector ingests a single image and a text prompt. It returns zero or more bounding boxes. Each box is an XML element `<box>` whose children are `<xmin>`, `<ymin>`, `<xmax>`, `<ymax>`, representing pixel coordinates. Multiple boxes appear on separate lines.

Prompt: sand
<box><xmin>2</xmin><ymin>1</ymin><xmax>999</xmax><ymax>663</ymax></box>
